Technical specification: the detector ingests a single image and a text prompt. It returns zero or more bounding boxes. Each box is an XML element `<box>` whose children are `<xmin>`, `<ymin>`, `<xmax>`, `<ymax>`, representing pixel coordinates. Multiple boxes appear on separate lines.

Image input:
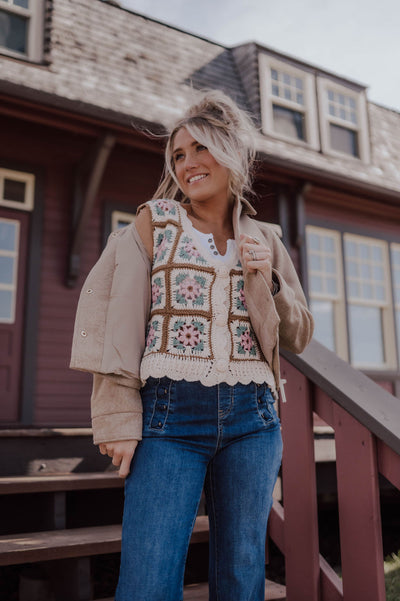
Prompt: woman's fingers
<box><xmin>239</xmin><ymin>235</ymin><xmax>273</xmax><ymax>289</ymax></box>
<box><xmin>118</xmin><ymin>442</ymin><xmax>138</xmax><ymax>478</ymax></box>
<box><xmin>97</xmin><ymin>440</ymin><xmax>139</xmax><ymax>478</ymax></box>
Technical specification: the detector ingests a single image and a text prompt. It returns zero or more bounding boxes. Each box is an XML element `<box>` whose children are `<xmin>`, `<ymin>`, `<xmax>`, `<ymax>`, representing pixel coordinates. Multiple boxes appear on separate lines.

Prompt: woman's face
<box><xmin>171</xmin><ymin>127</ymin><xmax>230</xmax><ymax>205</ymax></box>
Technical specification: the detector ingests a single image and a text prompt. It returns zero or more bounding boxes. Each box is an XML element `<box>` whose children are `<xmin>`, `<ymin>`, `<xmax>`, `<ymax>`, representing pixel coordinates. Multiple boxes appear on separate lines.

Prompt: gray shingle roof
<box><xmin>1</xmin><ymin>0</ymin><xmax>399</xmax><ymax>196</ymax></box>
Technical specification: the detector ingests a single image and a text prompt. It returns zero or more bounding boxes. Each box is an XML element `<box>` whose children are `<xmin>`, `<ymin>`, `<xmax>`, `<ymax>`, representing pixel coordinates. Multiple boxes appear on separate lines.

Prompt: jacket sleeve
<box><xmin>70</xmin><ymin>224</ymin><xmax>151</xmax><ymax>444</ymax></box>
<box><xmin>90</xmin><ymin>373</ymin><xmax>143</xmax><ymax>445</ymax></box>
<box><xmin>266</xmin><ymin>228</ymin><xmax>314</xmax><ymax>354</ymax></box>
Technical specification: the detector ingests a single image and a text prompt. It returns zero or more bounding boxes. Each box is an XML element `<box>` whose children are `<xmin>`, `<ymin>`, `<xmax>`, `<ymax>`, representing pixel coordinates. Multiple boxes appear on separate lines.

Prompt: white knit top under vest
<box><xmin>140</xmin><ymin>199</ymin><xmax>276</xmax><ymax>392</ymax></box>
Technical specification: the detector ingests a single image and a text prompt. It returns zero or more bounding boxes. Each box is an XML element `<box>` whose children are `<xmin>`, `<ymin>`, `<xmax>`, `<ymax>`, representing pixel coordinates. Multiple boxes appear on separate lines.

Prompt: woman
<box><xmin>70</xmin><ymin>90</ymin><xmax>313</xmax><ymax>601</ymax></box>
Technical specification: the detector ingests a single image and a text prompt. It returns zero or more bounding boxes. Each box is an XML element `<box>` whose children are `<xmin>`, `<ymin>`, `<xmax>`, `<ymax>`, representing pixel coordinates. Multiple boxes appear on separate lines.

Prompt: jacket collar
<box><xmin>240</xmin><ymin>196</ymin><xmax>257</xmax><ymax>216</ymax></box>
<box><xmin>233</xmin><ymin>196</ymin><xmax>256</xmax><ymax>240</ymax></box>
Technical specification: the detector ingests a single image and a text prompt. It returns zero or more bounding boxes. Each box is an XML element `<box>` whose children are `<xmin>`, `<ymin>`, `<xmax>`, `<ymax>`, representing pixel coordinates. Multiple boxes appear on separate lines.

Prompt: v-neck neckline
<box><xmin>178</xmin><ymin>203</ymin><xmax>238</xmax><ymax>269</ymax></box>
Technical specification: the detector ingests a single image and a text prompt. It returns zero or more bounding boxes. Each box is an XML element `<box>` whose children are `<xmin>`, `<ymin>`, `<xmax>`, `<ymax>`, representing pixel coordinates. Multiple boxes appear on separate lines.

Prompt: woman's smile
<box><xmin>187</xmin><ymin>173</ymin><xmax>208</xmax><ymax>184</ymax></box>
<box><xmin>172</xmin><ymin>127</ymin><xmax>230</xmax><ymax>204</ymax></box>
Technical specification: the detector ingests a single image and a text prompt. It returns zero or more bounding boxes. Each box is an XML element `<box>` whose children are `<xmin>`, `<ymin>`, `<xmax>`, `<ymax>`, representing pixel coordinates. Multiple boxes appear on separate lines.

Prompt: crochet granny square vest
<box><xmin>140</xmin><ymin>199</ymin><xmax>276</xmax><ymax>391</ymax></box>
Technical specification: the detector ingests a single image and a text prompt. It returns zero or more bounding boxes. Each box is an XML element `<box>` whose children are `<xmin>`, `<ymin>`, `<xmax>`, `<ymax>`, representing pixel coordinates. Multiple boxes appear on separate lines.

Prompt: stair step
<box><xmin>96</xmin><ymin>578</ymin><xmax>286</xmax><ymax>601</ymax></box>
<box><xmin>183</xmin><ymin>580</ymin><xmax>286</xmax><ymax>600</ymax></box>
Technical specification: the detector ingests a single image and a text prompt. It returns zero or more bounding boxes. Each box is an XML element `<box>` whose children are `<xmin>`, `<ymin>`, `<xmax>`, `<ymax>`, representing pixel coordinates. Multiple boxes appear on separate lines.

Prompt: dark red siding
<box><xmin>0</xmin><ymin>115</ymin><xmax>163</xmax><ymax>425</ymax></box>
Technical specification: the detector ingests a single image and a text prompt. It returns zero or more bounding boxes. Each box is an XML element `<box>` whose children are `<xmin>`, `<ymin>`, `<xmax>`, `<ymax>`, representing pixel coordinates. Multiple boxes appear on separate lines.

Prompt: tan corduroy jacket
<box><xmin>70</xmin><ymin>198</ymin><xmax>314</xmax><ymax>444</ymax></box>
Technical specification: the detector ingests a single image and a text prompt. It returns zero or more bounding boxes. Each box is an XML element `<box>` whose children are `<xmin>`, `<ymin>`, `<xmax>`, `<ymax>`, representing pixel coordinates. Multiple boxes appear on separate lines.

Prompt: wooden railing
<box><xmin>269</xmin><ymin>339</ymin><xmax>400</xmax><ymax>601</ymax></box>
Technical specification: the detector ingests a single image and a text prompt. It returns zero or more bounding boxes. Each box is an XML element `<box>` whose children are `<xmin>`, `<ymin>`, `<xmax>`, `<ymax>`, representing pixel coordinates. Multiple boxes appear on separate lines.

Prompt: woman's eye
<box><xmin>196</xmin><ymin>144</ymin><xmax>207</xmax><ymax>152</ymax></box>
<box><xmin>174</xmin><ymin>153</ymin><xmax>184</xmax><ymax>162</ymax></box>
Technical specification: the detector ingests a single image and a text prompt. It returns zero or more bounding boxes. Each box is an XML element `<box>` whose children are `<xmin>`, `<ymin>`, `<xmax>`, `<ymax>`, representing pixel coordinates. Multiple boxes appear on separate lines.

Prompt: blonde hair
<box><xmin>153</xmin><ymin>89</ymin><xmax>257</xmax><ymax>203</ymax></box>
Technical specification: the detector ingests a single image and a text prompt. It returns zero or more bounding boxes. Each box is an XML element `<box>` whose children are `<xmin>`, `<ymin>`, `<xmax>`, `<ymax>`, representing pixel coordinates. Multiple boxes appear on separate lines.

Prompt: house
<box><xmin>1</xmin><ymin>0</ymin><xmax>400</xmax><ymax>426</ymax></box>
<box><xmin>1</xmin><ymin>2</ymin><xmax>400</xmax><ymax>599</ymax></box>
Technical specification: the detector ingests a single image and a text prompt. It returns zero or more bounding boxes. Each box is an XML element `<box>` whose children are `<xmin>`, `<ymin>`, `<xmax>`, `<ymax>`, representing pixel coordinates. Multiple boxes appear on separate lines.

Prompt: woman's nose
<box><xmin>184</xmin><ymin>151</ymin><xmax>198</xmax><ymax>170</ymax></box>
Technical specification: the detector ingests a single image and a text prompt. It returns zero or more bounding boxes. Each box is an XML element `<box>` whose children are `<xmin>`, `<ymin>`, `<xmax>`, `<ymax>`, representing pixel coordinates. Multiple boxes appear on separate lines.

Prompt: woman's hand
<box><xmin>99</xmin><ymin>440</ymin><xmax>138</xmax><ymax>478</ymax></box>
<box><xmin>239</xmin><ymin>234</ymin><xmax>273</xmax><ymax>292</ymax></box>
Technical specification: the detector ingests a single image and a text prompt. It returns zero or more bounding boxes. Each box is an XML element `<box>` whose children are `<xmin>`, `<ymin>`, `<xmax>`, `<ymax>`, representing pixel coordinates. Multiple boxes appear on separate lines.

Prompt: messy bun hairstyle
<box><xmin>153</xmin><ymin>89</ymin><xmax>257</xmax><ymax>203</ymax></box>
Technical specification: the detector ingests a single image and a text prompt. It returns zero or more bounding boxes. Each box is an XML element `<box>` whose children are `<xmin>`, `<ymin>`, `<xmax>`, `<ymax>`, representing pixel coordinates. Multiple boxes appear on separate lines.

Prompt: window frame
<box><xmin>0</xmin><ymin>217</ymin><xmax>20</xmax><ymax>324</ymax></box>
<box><xmin>0</xmin><ymin>0</ymin><xmax>44</xmax><ymax>62</ymax></box>
<box><xmin>306</xmin><ymin>224</ymin><xmax>398</xmax><ymax>371</ymax></box>
<box><xmin>343</xmin><ymin>233</ymin><xmax>396</xmax><ymax>369</ymax></box>
<box><xmin>390</xmin><ymin>243</ymin><xmax>400</xmax><ymax>364</ymax></box>
<box><xmin>258</xmin><ymin>53</ymin><xmax>319</xmax><ymax>150</ymax></box>
<box><xmin>306</xmin><ymin>225</ymin><xmax>348</xmax><ymax>360</ymax></box>
<box><xmin>317</xmin><ymin>77</ymin><xmax>370</xmax><ymax>163</ymax></box>
<box><xmin>111</xmin><ymin>210</ymin><xmax>136</xmax><ymax>232</ymax></box>
<box><xmin>0</xmin><ymin>167</ymin><xmax>35</xmax><ymax>211</ymax></box>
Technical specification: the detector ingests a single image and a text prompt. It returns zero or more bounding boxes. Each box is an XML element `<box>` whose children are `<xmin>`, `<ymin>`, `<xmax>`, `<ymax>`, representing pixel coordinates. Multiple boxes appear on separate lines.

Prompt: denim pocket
<box><xmin>255</xmin><ymin>384</ymin><xmax>278</xmax><ymax>427</ymax></box>
<box><xmin>142</xmin><ymin>377</ymin><xmax>174</xmax><ymax>432</ymax></box>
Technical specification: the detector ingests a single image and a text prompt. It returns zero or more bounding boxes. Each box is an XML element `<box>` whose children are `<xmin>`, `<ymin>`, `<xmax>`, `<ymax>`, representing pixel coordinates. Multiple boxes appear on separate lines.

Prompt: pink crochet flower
<box><xmin>156</xmin><ymin>199</ymin><xmax>174</xmax><ymax>212</ymax></box>
<box><xmin>183</xmin><ymin>241</ymin><xmax>201</xmax><ymax>257</ymax></box>
<box><xmin>240</xmin><ymin>330</ymin><xmax>254</xmax><ymax>352</ymax></box>
<box><xmin>152</xmin><ymin>282</ymin><xmax>161</xmax><ymax>303</ymax></box>
<box><xmin>177</xmin><ymin>324</ymin><xmax>200</xmax><ymax>347</ymax></box>
<box><xmin>239</xmin><ymin>288</ymin><xmax>247</xmax><ymax>309</ymax></box>
<box><xmin>146</xmin><ymin>325</ymin><xmax>156</xmax><ymax>347</ymax></box>
<box><xmin>155</xmin><ymin>236</ymin><xmax>168</xmax><ymax>260</ymax></box>
<box><xmin>179</xmin><ymin>277</ymin><xmax>201</xmax><ymax>300</ymax></box>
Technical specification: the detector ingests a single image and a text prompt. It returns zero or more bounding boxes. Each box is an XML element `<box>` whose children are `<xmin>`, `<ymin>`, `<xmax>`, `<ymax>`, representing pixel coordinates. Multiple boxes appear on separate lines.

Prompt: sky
<box><xmin>118</xmin><ymin>0</ymin><xmax>400</xmax><ymax>112</ymax></box>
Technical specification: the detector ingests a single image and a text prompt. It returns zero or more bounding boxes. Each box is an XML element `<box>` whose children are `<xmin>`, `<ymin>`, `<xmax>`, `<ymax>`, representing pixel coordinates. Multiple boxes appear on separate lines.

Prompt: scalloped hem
<box><xmin>140</xmin><ymin>355</ymin><xmax>277</xmax><ymax>397</ymax></box>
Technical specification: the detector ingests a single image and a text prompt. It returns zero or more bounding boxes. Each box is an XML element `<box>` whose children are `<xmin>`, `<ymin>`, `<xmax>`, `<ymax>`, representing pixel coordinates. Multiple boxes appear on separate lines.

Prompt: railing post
<box><xmin>333</xmin><ymin>404</ymin><xmax>386</xmax><ymax>601</ymax></box>
<box><xmin>280</xmin><ymin>359</ymin><xmax>321</xmax><ymax>601</ymax></box>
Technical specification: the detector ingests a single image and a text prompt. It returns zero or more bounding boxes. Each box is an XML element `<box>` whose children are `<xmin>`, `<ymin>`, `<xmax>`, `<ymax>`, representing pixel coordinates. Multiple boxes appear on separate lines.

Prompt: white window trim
<box><xmin>306</xmin><ymin>226</ymin><xmax>348</xmax><ymax>360</ymax></box>
<box><xmin>317</xmin><ymin>77</ymin><xmax>370</xmax><ymax>163</ymax></box>
<box><xmin>0</xmin><ymin>0</ymin><xmax>44</xmax><ymax>62</ymax></box>
<box><xmin>344</xmin><ymin>233</ymin><xmax>396</xmax><ymax>370</ymax></box>
<box><xmin>111</xmin><ymin>210</ymin><xmax>135</xmax><ymax>231</ymax></box>
<box><xmin>0</xmin><ymin>217</ymin><xmax>20</xmax><ymax>324</ymax></box>
<box><xmin>0</xmin><ymin>168</ymin><xmax>35</xmax><ymax>211</ymax></box>
<box><xmin>391</xmin><ymin>242</ymin><xmax>400</xmax><ymax>364</ymax></box>
<box><xmin>259</xmin><ymin>53</ymin><xmax>319</xmax><ymax>150</ymax></box>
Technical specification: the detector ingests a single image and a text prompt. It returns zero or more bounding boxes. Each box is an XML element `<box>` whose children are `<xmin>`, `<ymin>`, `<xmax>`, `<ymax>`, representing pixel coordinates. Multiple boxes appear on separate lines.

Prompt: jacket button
<box><xmin>86</xmin><ymin>288</ymin><xmax>93</xmax><ymax>294</ymax></box>
<box><xmin>80</xmin><ymin>330</ymin><xmax>87</xmax><ymax>337</ymax></box>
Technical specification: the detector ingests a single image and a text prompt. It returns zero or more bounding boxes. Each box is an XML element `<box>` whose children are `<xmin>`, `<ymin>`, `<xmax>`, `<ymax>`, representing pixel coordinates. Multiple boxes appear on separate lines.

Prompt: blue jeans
<box><xmin>115</xmin><ymin>377</ymin><xmax>283</xmax><ymax>601</ymax></box>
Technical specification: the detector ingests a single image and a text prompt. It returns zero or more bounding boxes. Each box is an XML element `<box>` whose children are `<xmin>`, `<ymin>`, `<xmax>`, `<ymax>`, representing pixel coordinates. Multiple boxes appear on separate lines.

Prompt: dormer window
<box><xmin>0</xmin><ymin>0</ymin><xmax>44</xmax><ymax>61</ymax></box>
<box><xmin>327</xmin><ymin>89</ymin><xmax>358</xmax><ymax>156</ymax></box>
<box><xmin>259</xmin><ymin>54</ymin><xmax>319</xmax><ymax>150</ymax></box>
<box><xmin>270</xmin><ymin>68</ymin><xmax>306</xmax><ymax>141</ymax></box>
<box><xmin>318</xmin><ymin>78</ymin><xmax>370</xmax><ymax>162</ymax></box>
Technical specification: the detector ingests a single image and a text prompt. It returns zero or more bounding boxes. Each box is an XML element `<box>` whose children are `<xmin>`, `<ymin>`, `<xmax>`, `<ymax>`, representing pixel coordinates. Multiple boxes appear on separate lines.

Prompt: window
<box><xmin>0</xmin><ymin>168</ymin><xmax>35</xmax><ymax>211</ymax></box>
<box><xmin>111</xmin><ymin>210</ymin><xmax>135</xmax><ymax>231</ymax></box>
<box><xmin>317</xmin><ymin>78</ymin><xmax>370</xmax><ymax>162</ymax></box>
<box><xmin>391</xmin><ymin>244</ymin><xmax>400</xmax><ymax>361</ymax></box>
<box><xmin>306</xmin><ymin>227</ymin><xmax>347</xmax><ymax>359</ymax></box>
<box><xmin>259</xmin><ymin>54</ymin><xmax>319</xmax><ymax>149</ymax></box>
<box><xmin>0</xmin><ymin>218</ymin><xmax>19</xmax><ymax>323</ymax></box>
<box><xmin>306</xmin><ymin>226</ymin><xmax>397</xmax><ymax>370</ymax></box>
<box><xmin>344</xmin><ymin>235</ymin><xmax>394</xmax><ymax>368</ymax></box>
<box><xmin>0</xmin><ymin>0</ymin><xmax>44</xmax><ymax>61</ymax></box>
